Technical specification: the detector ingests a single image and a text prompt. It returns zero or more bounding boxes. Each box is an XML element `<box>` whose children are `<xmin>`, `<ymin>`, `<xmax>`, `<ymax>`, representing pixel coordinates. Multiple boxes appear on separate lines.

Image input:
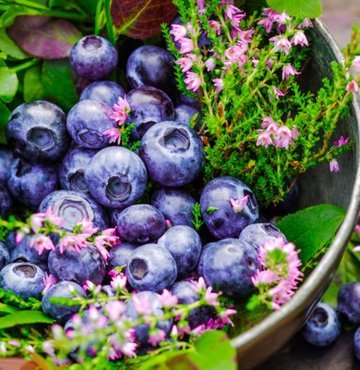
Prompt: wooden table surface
<box><xmin>256</xmin><ymin>330</ymin><xmax>359</xmax><ymax>370</ymax></box>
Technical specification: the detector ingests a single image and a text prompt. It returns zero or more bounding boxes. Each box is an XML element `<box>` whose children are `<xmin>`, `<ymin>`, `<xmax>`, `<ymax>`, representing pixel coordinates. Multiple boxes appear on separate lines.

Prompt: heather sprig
<box><xmin>163</xmin><ymin>1</ymin><xmax>360</xmax><ymax>207</ymax></box>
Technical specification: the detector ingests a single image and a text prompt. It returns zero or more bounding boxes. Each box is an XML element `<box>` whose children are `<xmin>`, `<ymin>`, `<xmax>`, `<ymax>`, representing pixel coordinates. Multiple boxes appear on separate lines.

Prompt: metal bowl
<box><xmin>232</xmin><ymin>19</ymin><xmax>360</xmax><ymax>369</ymax></box>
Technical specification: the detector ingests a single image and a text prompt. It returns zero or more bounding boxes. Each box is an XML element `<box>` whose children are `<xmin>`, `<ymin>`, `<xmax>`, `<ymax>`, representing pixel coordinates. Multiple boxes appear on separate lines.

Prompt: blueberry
<box><xmin>114</xmin><ymin>204</ymin><xmax>166</xmax><ymax>244</ymax></box>
<box><xmin>42</xmin><ymin>281</ymin><xmax>86</xmax><ymax>322</ymax></box>
<box><xmin>125</xmin><ymin>291</ymin><xmax>172</xmax><ymax>344</ymax></box>
<box><xmin>200</xmin><ymin>176</ymin><xmax>259</xmax><ymax>239</ymax></box>
<box><xmin>127</xmin><ymin>86</ymin><xmax>174</xmax><ymax>139</ymax></box>
<box><xmin>126</xmin><ymin>45</ymin><xmax>176</xmax><ymax>100</ymax></box>
<box><xmin>139</xmin><ymin>121</ymin><xmax>204</xmax><ymax>187</ymax></box>
<box><xmin>158</xmin><ymin>226</ymin><xmax>202</xmax><ymax>277</ymax></box>
<box><xmin>9</xmin><ymin>234</ymin><xmax>49</xmax><ymax>265</ymax></box>
<box><xmin>175</xmin><ymin>104</ymin><xmax>201</xmax><ymax>126</ymax></box>
<box><xmin>199</xmin><ymin>238</ymin><xmax>259</xmax><ymax>297</ymax></box>
<box><xmin>80</xmin><ymin>80</ymin><xmax>125</xmax><ymax>107</ymax></box>
<box><xmin>7</xmin><ymin>158</ymin><xmax>58</xmax><ymax>210</ymax></box>
<box><xmin>6</xmin><ymin>101</ymin><xmax>70</xmax><ymax>164</ymax></box>
<box><xmin>85</xmin><ymin>147</ymin><xmax>148</xmax><ymax>209</ymax></box>
<box><xmin>59</xmin><ymin>148</ymin><xmax>97</xmax><ymax>194</ymax></box>
<box><xmin>0</xmin><ymin>184</ymin><xmax>12</xmax><ymax>216</ymax></box>
<box><xmin>301</xmin><ymin>303</ymin><xmax>341</xmax><ymax>347</ymax></box>
<box><xmin>0</xmin><ymin>145</ymin><xmax>14</xmax><ymax>184</ymax></box>
<box><xmin>0</xmin><ymin>242</ymin><xmax>9</xmax><ymax>270</ymax></box>
<box><xmin>126</xmin><ymin>244</ymin><xmax>177</xmax><ymax>293</ymax></box>
<box><xmin>39</xmin><ymin>190</ymin><xmax>108</xmax><ymax>231</ymax></box>
<box><xmin>239</xmin><ymin>223</ymin><xmax>286</xmax><ymax>252</ymax></box>
<box><xmin>67</xmin><ymin>100</ymin><xmax>115</xmax><ymax>149</ymax></box>
<box><xmin>337</xmin><ymin>282</ymin><xmax>360</xmax><ymax>324</ymax></box>
<box><xmin>151</xmin><ymin>188</ymin><xmax>196</xmax><ymax>227</ymax></box>
<box><xmin>354</xmin><ymin>327</ymin><xmax>360</xmax><ymax>360</ymax></box>
<box><xmin>171</xmin><ymin>280</ymin><xmax>212</xmax><ymax>328</ymax></box>
<box><xmin>48</xmin><ymin>245</ymin><xmax>106</xmax><ymax>285</ymax></box>
<box><xmin>70</xmin><ymin>35</ymin><xmax>118</xmax><ymax>80</ymax></box>
<box><xmin>0</xmin><ymin>262</ymin><xmax>45</xmax><ymax>299</ymax></box>
<box><xmin>109</xmin><ymin>242</ymin><xmax>137</xmax><ymax>270</ymax></box>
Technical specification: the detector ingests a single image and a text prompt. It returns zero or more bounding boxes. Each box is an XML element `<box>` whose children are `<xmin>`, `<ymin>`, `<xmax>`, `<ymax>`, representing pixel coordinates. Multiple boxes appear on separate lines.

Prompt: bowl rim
<box><xmin>231</xmin><ymin>18</ymin><xmax>360</xmax><ymax>352</ymax></box>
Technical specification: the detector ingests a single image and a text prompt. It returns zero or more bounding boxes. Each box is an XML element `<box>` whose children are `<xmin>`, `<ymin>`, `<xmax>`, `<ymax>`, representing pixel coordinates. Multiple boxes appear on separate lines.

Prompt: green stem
<box><xmin>104</xmin><ymin>0</ymin><xmax>116</xmax><ymax>45</ymax></box>
<box><xmin>9</xmin><ymin>59</ymin><xmax>39</xmax><ymax>73</ymax></box>
<box><xmin>94</xmin><ymin>0</ymin><xmax>104</xmax><ymax>35</ymax></box>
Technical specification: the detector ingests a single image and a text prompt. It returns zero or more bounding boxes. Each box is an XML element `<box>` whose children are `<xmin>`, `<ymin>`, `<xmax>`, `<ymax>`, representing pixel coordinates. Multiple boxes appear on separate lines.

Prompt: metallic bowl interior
<box><xmin>231</xmin><ymin>19</ymin><xmax>360</xmax><ymax>369</ymax></box>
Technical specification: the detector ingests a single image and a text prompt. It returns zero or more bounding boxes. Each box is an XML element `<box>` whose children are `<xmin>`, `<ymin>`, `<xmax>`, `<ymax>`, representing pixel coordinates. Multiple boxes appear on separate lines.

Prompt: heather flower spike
<box><xmin>104</xmin><ymin>128</ymin><xmax>121</xmax><ymax>145</ymax></box>
<box><xmin>329</xmin><ymin>159</ymin><xmax>340</xmax><ymax>173</ymax></box>
<box><xmin>230</xmin><ymin>195</ymin><xmax>249</xmax><ymax>213</ymax></box>
<box><xmin>110</xmin><ymin>96</ymin><xmax>131</xmax><ymax>125</ymax></box>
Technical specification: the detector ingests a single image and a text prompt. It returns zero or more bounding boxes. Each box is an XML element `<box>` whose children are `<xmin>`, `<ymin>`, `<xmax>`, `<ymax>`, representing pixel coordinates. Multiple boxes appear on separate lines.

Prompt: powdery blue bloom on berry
<box><xmin>337</xmin><ymin>282</ymin><xmax>360</xmax><ymax>324</ymax></box>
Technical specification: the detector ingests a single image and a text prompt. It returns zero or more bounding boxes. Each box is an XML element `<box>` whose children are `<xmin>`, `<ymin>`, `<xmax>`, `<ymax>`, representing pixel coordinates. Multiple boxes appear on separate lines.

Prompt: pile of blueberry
<box><xmin>301</xmin><ymin>283</ymin><xmax>360</xmax><ymax>359</ymax></box>
<box><xmin>0</xmin><ymin>35</ymin><xmax>287</xmax><ymax>334</ymax></box>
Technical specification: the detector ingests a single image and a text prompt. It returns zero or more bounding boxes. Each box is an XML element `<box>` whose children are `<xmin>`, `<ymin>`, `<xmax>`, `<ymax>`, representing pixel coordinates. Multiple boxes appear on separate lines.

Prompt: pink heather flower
<box><xmin>225</xmin><ymin>5</ymin><xmax>245</xmax><ymax>28</ymax></box>
<box><xmin>95</xmin><ymin>233</ymin><xmax>120</xmax><ymax>249</ymax></box>
<box><xmin>111</xmin><ymin>273</ymin><xmax>127</xmax><ymax>290</ymax></box>
<box><xmin>265</xmin><ymin>122</ymin><xmax>279</xmax><ymax>136</ymax></box>
<box><xmin>170</xmin><ymin>325</ymin><xmax>179</xmax><ymax>338</ymax></box>
<box><xmin>176</xmin><ymin>54</ymin><xmax>195</xmax><ymax>73</ymax></box>
<box><xmin>44</xmin><ymin>207</ymin><xmax>63</xmax><ymax>226</ymax></box>
<box><xmin>197</xmin><ymin>0</ymin><xmax>205</xmax><ymax>14</ymax></box>
<box><xmin>205</xmin><ymin>57</ymin><xmax>216</xmax><ymax>71</ymax></box>
<box><xmin>30</xmin><ymin>234</ymin><xmax>55</xmax><ymax>255</ymax></box>
<box><xmin>59</xmin><ymin>235</ymin><xmax>87</xmax><ymax>254</ymax></box>
<box><xmin>165</xmin><ymin>219</ymin><xmax>172</xmax><ymax>229</ymax></box>
<box><xmin>270</xmin><ymin>36</ymin><xmax>292</xmax><ymax>55</ymax></box>
<box><xmin>355</xmin><ymin>225</ymin><xmax>360</xmax><ymax>234</ymax></box>
<box><xmin>252</xmin><ymin>269</ymin><xmax>277</xmax><ymax>286</ymax></box>
<box><xmin>258</xmin><ymin>17</ymin><xmax>274</xmax><ymax>33</ymax></box>
<box><xmin>291</xmin><ymin>127</ymin><xmax>299</xmax><ymax>139</ymax></box>
<box><xmin>209</xmin><ymin>20</ymin><xmax>221</xmax><ymax>35</ymax></box>
<box><xmin>104</xmin><ymin>128</ymin><xmax>121</xmax><ymax>145</ymax></box>
<box><xmin>346</xmin><ymin>80</ymin><xmax>359</xmax><ymax>93</ymax></box>
<box><xmin>8</xmin><ymin>340</ymin><xmax>20</xmax><ymax>347</ymax></box>
<box><xmin>184</xmin><ymin>72</ymin><xmax>201</xmax><ymax>92</ymax></box>
<box><xmin>334</xmin><ymin>136</ymin><xmax>349</xmax><ymax>147</ymax></box>
<box><xmin>160</xmin><ymin>289</ymin><xmax>178</xmax><ymax>307</ymax></box>
<box><xmin>133</xmin><ymin>295</ymin><xmax>153</xmax><ymax>315</ymax></box>
<box><xmin>110</xmin><ymin>96</ymin><xmax>131</xmax><ymax>126</ymax></box>
<box><xmin>191</xmin><ymin>276</ymin><xmax>207</xmax><ymax>292</ymax></box>
<box><xmin>329</xmin><ymin>159</ymin><xmax>340</xmax><ymax>173</ymax></box>
<box><xmin>261</xmin><ymin>116</ymin><xmax>275</xmax><ymax>128</ymax></box>
<box><xmin>225</xmin><ymin>44</ymin><xmax>247</xmax><ymax>62</ymax></box>
<box><xmin>230</xmin><ymin>195</ymin><xmax>249</xmax><ymax>213</ymax></box>
<box><xmin>213</xmin><ymin>78</ymin><xmax>224</xmax><ymax>93</ymax></box>
<box><xmin>170</xmin><ymin>24</ymin><xmax>187</xmax><ymax>41</ymax></box>
<box><xmin>83</xmin><ymin>280</ymin><xmax>102</xmax><ymax>294</ymax></box>
<box><xmin>256</xmin><ymin>131</ymin><xmax>273</xmax><ymax>147</ymax></box>
<box><xmin>282</xmin><ymin>65</ymin><xmax>300</xmax><ymax>80</ymax></box>
<box><xmin>351</xmin><ymin>56</ymin><xmax>360</xmax><ymax>75</ymax></box>
<box><xmin>275</xmin><ymin>126</ymin><xmax>294</xmax><ymax>149</ymax></box>
<box><xmin>219</xmin><ymin>308</ymin><xmax>237</xmax><ymax>326</ymax></box>
<box><xmin>192</xmin><ymin>324</ymin><xmax>206</xmax><ymax>336</ymax></box>
<box><xmin>77</xmin><ymin>220</ymin><xmax>98</xmax><ymax>236</ymax></box>
<box><xmin>205</xmin><ymin>287</ymin><xmax>219</xmax><ymax>306</ymax></box>
<box><xmin>105</xmin><ymin>301</ymin><xmax>125</xmax><ymax>321</ymax></box>
<box><xmin>109</xmin><ymin>333</ymin><xmax>137</xmax><ymax>358</ymax></box>
<box><xmin>273</xmin><ymin>86</ymin><xmax>285</xmax><ymax>99</ymax></box>
<box><xmin>353</xmin><ymin>245</ymin><xmax>360</xmax><ymax>253</ymax></box>
<box><xmin>298</xmin><ymin>18</ymin><xmax>313</xmax><ymax>29</ymax></box>
<box><xmin>179</xmin><ymin>38</ymin><xmax>194</xmax><ymax>54</ymax></box>
<box><xmin>102</xmin><ymin>227</ymin><xmax>118</xmax><ymax>237</ymax></box>
<box><xmin>88</xmin><ymin>305</ymin><xmax>101</xmax><ymax>321</ymax></box>
<box><xmin>252</xmin><ymin>58</ymin><xmax>259</xmax><ymax>67</ymax></box>
<box><xmin>276</xmin><ymin>12</ymin><xmax>290</xmax><ymax>27</ymax></box>
<box><xmin>43</xmin><ymin>273</ymin><xmax>57</xmax><ymax>295</ymax></box>
<box><xmin>30</xmin><ymin>214</ymin><xmax>44</xmax><ymax>233</ymax></box>
<box><xmin>237</xmin><ymin>29</ymin><xmax>254</xmax><ymax>43</ymax></box>
<box><xmin>43</xmin><ymin>341</ymin><xmax>55</xmax><ymax>356</ymax></box>
<box><xmin>148</xmin><ymin>330</ymin><xmax>166</xmax><ymax>347</ymax></box>
<box><xmin>291</xmin><ymin>31</ymin><xmax>309</xmax><ymax>47</ymax></box>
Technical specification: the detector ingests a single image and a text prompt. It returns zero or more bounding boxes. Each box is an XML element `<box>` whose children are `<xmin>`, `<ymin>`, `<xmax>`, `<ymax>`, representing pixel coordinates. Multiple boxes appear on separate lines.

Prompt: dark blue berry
<box><xmin>7</xmin><ymin>158</ymin><xmax>58</xmax><ymax>210</ymax></box>
<box><xmin>175</xmin><ymin>104</ymin><xmax>200</xmax><ymax>126</ymax></box>
<box><xmin>0</xmin><ymin>242</ymin><xmax>9</xmax><ymax>270</ymax></box>
<box><xmin>85</xmin><ymin>147</ymin><xmax>148</xmax><ymax>209</ymax></box>
<box><xmin>108</xmin><ymin>242</ymin><xmax>137</xmax><ymax>270</ymax></box>
<box><xmin>301</xmin><ymin>303</ymin><xmax>341</xmax><ymax>347</ymax></box>
<box><xmin>151</xmin><ymin>188</ymin><xmax>196</xmax><ymax>227</ymax></box>
<box><xmin>0</xmin><ymin>262</ymin><xmax>45</xmax><ymax>299</ymax></box>
<box><xmin>70</xmin><ymin>35</ymin><xmax>118</xmax><ymax>80</ymax></box>
<box><xmin>6</xmin><ymin>101</ymin><xmax>70</xmax><ymax>164</ymax></box>
<box><xmin>199</xmin><ymin>238</ymin><xmax>259</xmax><ymax>297</ymax></box>
<box><xmin>139</xmin><ymin>121</ymin><xmax>204</xmax><ymax>187</ymax></box>
<box><xmin>354</xmin><ymin>327</ymin><xmax>360</xmax><ymax>360</ymax></box>
<box><xmin>0</xmin><ymin>184</ymin><xmax>12</xmax><ymax>216</ymax></box>
<box><xmin>114</xmin><ymin>204</ymin><xmax>166</xmax><ymax>244</ymax></box>
<box><xmin>158</xmin><ymin>226</ymin><xmax>202</xmax><ymax>277</ymax></box>
<box><xmin>80</xmin><ymin>80</ymin><xmax>125</xmax><ymax>107</ymax></box>
<box><xmin>0</xmin><ymin>145</ymin><xmax>14</xmax><ymax>185</ymax></box>
<box><xmin>200</xmin><ymin>176</ymin><xmax>259</xmax><ymax>239</ymax></box>
<box><xmin>337</xmin><ymin>282</ymin><xmax>360</xmax><ymax>324</ymax></box>
<box><xmin>126</xmin><ymin>244</ymin><xmax>177</xmax><ymax>293</ymax></box>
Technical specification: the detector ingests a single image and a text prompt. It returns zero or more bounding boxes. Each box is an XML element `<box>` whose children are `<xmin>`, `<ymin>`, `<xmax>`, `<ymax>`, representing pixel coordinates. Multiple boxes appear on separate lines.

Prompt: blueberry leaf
<box><xmin>276</xmin><ymin>204</ymin><xmax>346</xmax><ymax>264</ymax></box>
<box><xmin>111</xmin><ymin>0</ymin><xmax>178</xmax><ymax>40</ymax></box>
<box><xmin>267</xmin><ymin>0</ymin><xmax>322</xmax><ymax>18</ymax></box>
<box><xmin>24</xmin><ymin>65</ymin><xmax>45</xmax><ymax>102</ymax></box>
<box><xmin>0</xmin><ymin>310</ymin><xmax>54</xmax><ymax>329</ymax></box>
<box><xmin>8</xmin><ymin>16</ymin><xmax>82</xmax><ymax>60</ymax></box>
<box><xmin>0</xmin><ymin>303</ymin><xmax>18</xmax><ymax>315</ymax></box>
<box><xmin>0</xmin><ymin>28</ymin><xmax>30</xmax><ymax>60</ymax></box>
<box><xmin>0</xmin><ymin>5</ymin><xmax>40</xmax><ymax>29</ymax></box>
<box><xmin>40</xmin><ymin>60</ymin><xmax>78</xmax><ymax>112</ymax></box>
<box><xmin>0</xmin><ymin>64</ymin><xmax>19</xmax><ymax>103</ymax></box>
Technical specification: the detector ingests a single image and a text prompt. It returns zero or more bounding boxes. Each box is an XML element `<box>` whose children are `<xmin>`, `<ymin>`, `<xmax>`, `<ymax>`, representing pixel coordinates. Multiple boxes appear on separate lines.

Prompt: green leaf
<box><xmin>0</xmin><ymin>65</ymin><xmax>18</xmax><ymax>102</ymax></box>
<box><xmin>0</xmin><ymin>6</ymin><xmax>40</xmax><ymax>29</ymax></box>
<box><xmin>41</xmin><ymin>60</ymin><xmax>78</xmax><ymax>112</ymax></box>
<box><xmin>267</xmin><ymin>0</ymin><xmax>322</xmax><ymax>18</ymax></box>
<box><xmin>0</xmin><ymin>99</ymin><xmax>10</xmax><ymax>143</ymax></box>
<box><xmin>0</xmin><ymin>310</ymin><xmax>54</xmax><ymax>329</ymax></box>
<box><xmin>206</xmin><ymin>206</ymin><xmax>218</xmax><ymax>214</ymax></box>
<box><xmin>0</xmin><ymin>303</ymin><xmax>18</xmax><ymax>315</ymax></box>
<box><xmin>24</xmin><ymin>64</ymin><xmax>45</xmax><ymax>102</ymax></box>
<box><xmin>0</xmin><ymin>28</ymin><xmax>30</xmax><ymax>60</ymax></box>
<box><xmin>276</xmin><ymin>204</ymin><xmax>346</xmax><ymax>264</ymax></box>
